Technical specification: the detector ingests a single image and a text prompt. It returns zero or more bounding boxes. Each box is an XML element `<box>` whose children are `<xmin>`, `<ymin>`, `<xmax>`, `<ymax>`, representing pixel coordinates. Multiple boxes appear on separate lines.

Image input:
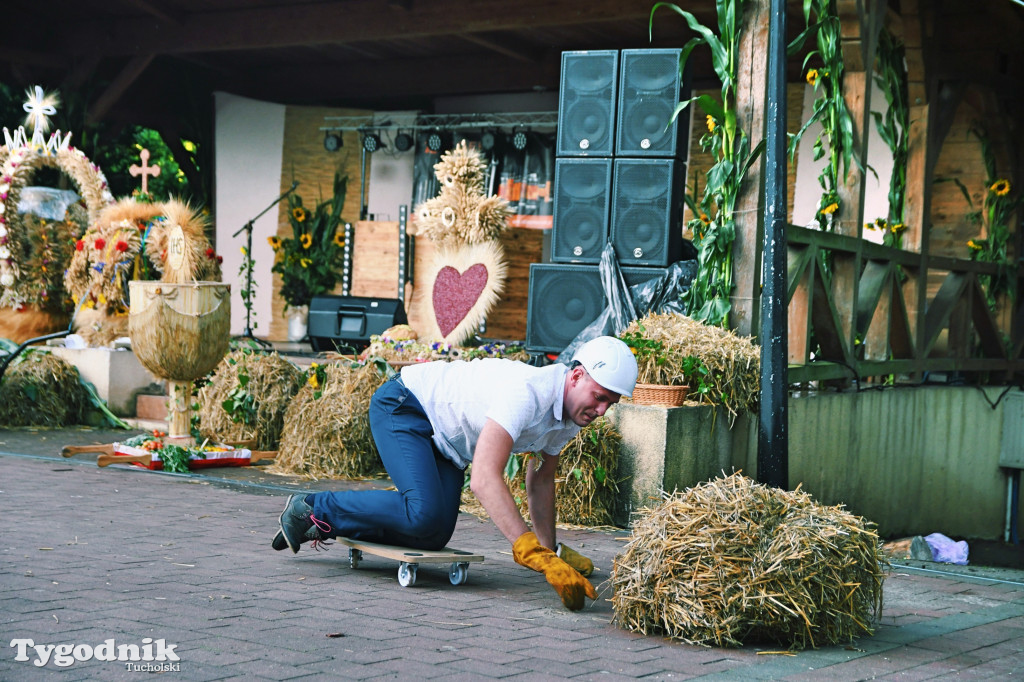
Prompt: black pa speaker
<box><xmin>621</xmin><ymin>266</ymin><xmax>669</xmax><ymax>289</ymax></box>
<box><xmin>308</xmin><ymin>295</ymin><xmax>408</xmax><ymax>352</ymax></box>
<box><xmin>551</xmin><ymin>158</ymin><xmax>613</xmax><ymax>263</ymax></box>
<box><xmin>615</xmin><ymin>48</ymin><xmax>691</xmax><ymax>158</ymax></box>
<box><xmin>610</xmin><ymin>158</ymin><xmax>685</xmax><ymax>267</ymax></box>
<box><xmin>556</xmin><ymin>50</ymin><xmax>619</xmax><ymax>157</ymax></box>
<box><xmin>526</xmin><ymin>264</ymin><xmax>603</xmax><ymax>353</ymax></box>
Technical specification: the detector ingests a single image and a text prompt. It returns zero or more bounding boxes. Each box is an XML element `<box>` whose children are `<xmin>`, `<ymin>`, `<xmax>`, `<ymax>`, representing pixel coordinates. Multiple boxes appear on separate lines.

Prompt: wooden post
<box><xmin>731</xmin><ymin>0</ymin><xmax>769</xmax><ymax>338</ymax></box>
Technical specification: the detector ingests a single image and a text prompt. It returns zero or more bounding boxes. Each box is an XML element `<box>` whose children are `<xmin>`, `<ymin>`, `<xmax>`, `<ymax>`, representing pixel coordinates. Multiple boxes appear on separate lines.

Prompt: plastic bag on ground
<box><xmin>924</xmin><ymin>532</ymin><xmax>969</xmax><ymax>565</ymax></box>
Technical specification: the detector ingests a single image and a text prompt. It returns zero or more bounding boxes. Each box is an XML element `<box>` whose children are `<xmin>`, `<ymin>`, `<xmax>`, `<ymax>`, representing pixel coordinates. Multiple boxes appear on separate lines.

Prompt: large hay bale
<box><xmin>462</xmin><ymin>416</ymin><xmax>622</xmax><ymax>527</ymax></box>
<box><xmin>197</xmin><ymin>350</ymin><xmax>302</xmax><ymax>449</ymax></box>
<box><xmin>270</xmin><ymin>361</ymin><xmax>386</xmax><ymax>479</ymax></box>
<box><xmin>611</xmin><ymin>472</ymin><xmax>886</xmax><ymax>649</ymax></box>
<box><xmin>0</xmin><ymin>351</ymin><xmax>88</xmax><ymax>426</ymax></box>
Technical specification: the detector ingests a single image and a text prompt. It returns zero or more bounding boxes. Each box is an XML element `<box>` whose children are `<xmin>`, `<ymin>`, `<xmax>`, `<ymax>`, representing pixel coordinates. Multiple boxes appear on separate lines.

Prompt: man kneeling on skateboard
<box><xmin>273</xmin><ymin>335</ymin><xmax>637</xmax><ymax>611</ymax></box>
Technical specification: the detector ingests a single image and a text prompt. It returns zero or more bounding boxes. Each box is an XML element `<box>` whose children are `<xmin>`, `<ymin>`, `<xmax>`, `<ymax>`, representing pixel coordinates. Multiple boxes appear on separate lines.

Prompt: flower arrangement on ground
<box><xmin>269</xmin><ymin>172</ymin><xmax>347</xmax><ymax>310</ymax></box>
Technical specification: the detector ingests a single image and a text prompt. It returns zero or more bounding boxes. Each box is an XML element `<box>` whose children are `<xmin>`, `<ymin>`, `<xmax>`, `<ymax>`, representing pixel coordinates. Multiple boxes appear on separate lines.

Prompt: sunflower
<box><xmin>300</xmin><ymin>258</ymin><xmax>312</xmax><ymax>268</ymax></box>
<box><xmin>699</xmin><ymin>213</ymin><xmax>711</xmax><ymax>225</ymax></box>
<box><xmin>821</xmin><ymin>202</ymin><xmax>839</xmax><ymax>215</ymax></box>
<box><xmin>706</xmin><ymin>115</ymin><xmax>716</xmax><ymax>133</ymax></box>
<box><xmin>864</xmin><ymin>222</ymin><xmax>875</xmax><ymax>231</ymax></box>
<box><xmin>333</xmin><ymin>232</ymin><xmax>345</xmax><ymax>247</ymax></box>
<box><xmin>268</xmin><ymin>236</ymin><xmax>281</xmax><ymax>250</ymax></box>
<box><xmin>990</xmin><ymin>179</ymin><xmax>1011</xmax><ymax>196</ymax></box>
<box><xmin>806</xmin><ymin>69</ymin><xmax>819</xmax><ymax>86</ymax></box>
<box><xmin>967</xmin><ymin>239</ymin><xmax>983</xmax><ymax>251</ymax></box>
<box><xmin>300</xmin><ymin>233</ymin><xmax>313</xmax><ymax>249</ymax></box>
<box><xmin>890</xmin><ymin>223</ymin><xmax>907</xmax><ymax>233</ymax></box>
<box><xmin>292</xmin><ymin>207</ymin><xmax>307</xmax><ymax>223</ymax></box>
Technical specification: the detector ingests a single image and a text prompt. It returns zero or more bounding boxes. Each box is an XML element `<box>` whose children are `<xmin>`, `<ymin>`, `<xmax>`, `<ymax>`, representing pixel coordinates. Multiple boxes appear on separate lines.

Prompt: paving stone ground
<box><xmin>1</xmin><ymin>428</ymin><xmax>1022</xmax><ymax>680</ymax></box>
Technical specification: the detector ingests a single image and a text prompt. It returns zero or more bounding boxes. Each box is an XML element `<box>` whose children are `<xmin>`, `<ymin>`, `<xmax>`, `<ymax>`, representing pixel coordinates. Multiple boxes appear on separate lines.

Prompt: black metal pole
<box><xmin>757</xmin><ymin>0</ymin><xmax>789</xmax><ymax>489</ymax></box>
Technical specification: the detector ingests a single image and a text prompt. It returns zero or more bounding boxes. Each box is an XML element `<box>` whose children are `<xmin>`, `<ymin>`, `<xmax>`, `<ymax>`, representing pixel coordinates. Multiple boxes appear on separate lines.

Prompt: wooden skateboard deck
<box><xmin>337</xmin><ymin>537</ymin><xmax>483</xmax><ymax>587</ymax></box>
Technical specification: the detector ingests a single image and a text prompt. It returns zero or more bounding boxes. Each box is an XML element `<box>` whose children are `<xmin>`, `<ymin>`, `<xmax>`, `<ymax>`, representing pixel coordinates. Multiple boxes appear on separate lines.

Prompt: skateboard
<box><xmin>337</xmin><ymin>537</ymin><xmax>484</xmax><ymax>587</ymax></box>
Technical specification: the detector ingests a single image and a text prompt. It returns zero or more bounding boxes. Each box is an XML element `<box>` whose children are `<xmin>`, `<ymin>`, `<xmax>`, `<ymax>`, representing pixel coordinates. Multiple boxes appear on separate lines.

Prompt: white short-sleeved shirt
<box><xmin>399</xmin><ymin>359</ymin><xmax>580</xmax><ymax>469</ymax></box>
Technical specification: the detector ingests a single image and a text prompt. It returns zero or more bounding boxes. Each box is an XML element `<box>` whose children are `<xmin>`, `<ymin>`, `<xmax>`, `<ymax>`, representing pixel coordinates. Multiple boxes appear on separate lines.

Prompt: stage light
<box><xmin>512</xmin><ymin>128</ymin><xmax>528</xmax><ymax>151</ymax></box>
<box><xmin>480</xmin><ymin>130</ymin><xmax>497</xmax><ymax>151</ymax></box>
<box><xmin>426</xmin><ymin>130</ymin><xmax>444</xmax><ymax>153</ymax></box>
<box><xmin>362</xmin><ymin>132</ymin><xmax>383</xmax><ymax>153</ymax></box>
<box><xmin>324</xmin><ymin>132</ymin><xmax>342</xmax><ymax>152</ymax></box>
<box><xmin>394</xmin><ymin>131</ymin><xmax>414</xmax><ymax>152</ymax></box>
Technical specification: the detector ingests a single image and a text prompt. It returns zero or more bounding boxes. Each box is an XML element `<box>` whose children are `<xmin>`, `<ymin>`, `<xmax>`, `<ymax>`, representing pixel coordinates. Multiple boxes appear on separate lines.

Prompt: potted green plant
<box><xmin>618</xmin><ymin>327</ymin><xmax>698</xmax><ymax>407</ymax></box>
<box><xmin>269</xmin><ymin>172</ymin><xmax>348</xmax><ymax>340</ymax></box>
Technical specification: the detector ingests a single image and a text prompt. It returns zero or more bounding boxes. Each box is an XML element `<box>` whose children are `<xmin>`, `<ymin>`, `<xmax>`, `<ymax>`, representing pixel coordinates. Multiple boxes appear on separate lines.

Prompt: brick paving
<box><xmin>1</xmin><ymin>430</ymin><xmax>1022</xmax><ymax>680</ymax></box>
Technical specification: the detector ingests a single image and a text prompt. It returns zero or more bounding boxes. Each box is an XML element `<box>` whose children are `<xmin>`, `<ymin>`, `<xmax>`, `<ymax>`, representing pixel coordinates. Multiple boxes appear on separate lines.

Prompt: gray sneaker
<box><xmin>278</xmin><ymin>494</ymin><xmax>332</xmax><ymax>553</ymax></box>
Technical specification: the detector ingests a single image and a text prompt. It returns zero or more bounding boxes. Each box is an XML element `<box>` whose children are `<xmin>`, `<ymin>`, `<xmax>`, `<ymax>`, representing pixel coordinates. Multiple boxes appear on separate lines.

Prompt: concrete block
<box><xmin>607</xmin><ymin>402</ymin><xmax>749</xmax><ymax>526</ymax></box>
<box><xmin>50</xmin><ymin>347</ymin><xmax>162</xmax><ymax>417</ymax></box>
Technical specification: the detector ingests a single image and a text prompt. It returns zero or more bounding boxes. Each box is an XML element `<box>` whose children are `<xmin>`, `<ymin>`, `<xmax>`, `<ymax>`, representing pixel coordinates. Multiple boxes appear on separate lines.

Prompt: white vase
<box><xmin>287</xmin><ymin>306</ymin><xmax>308</xmax><ymax>342</ymax></box>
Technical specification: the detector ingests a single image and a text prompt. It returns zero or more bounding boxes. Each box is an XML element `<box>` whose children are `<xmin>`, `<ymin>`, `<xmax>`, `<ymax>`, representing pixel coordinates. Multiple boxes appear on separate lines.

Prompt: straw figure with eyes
<box><xmin>413</xmin><ymin>140</ymin><xmax>510</xmax><ymax>346</ymax></box>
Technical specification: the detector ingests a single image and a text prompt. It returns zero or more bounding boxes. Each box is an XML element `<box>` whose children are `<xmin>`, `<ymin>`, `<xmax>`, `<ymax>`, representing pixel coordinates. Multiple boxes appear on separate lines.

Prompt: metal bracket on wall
<box><xmin>341</xmin><ymin>222</ymin><xmax>353</xmax><ymax>296</ymax></box>
<box><xmin>397</xmin><ymin>205</ymin><xmax>410</xmax><ymax>303</ymax></box>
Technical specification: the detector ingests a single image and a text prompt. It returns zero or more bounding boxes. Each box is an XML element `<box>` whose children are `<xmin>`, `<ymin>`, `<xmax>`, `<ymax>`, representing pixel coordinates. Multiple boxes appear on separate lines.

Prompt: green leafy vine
<box><xmin>651</xmin><ymin>0</ymin><xmax>764</xmax><ymax>327</ymax></box>
<box><xmin>788</xmin><ymin>0</ymin><xmax>859</xmax><ymax>230</ymax></box>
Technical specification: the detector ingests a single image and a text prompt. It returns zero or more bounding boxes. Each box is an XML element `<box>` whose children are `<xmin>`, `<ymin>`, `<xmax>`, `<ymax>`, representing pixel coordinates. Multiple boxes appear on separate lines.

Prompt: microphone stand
<box><xmin>232</xmin><ymin>182</ymin><xmax>299</xmax><ymax>349</ymax></box>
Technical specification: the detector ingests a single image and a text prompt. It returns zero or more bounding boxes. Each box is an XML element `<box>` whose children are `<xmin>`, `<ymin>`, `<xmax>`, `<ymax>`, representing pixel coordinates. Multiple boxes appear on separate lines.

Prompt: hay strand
<box><xmin>610</xmin><ymin>472</ymin><xmax>886</xmax><ymax>649</ymax></box>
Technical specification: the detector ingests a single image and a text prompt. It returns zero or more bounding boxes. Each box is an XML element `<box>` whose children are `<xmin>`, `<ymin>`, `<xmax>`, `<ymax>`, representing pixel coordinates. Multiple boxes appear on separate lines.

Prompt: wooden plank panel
<box><xmin>350</xmin><ymin>220</ymin><xmax>402</xmax><ymax>299</ymax></box>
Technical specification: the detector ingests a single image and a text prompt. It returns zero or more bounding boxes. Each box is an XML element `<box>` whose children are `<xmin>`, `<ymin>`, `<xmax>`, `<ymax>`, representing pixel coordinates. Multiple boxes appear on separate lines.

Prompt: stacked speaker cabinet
<box><xmin>615</xmin><ymin>48</ymin><xmax>691</xmax><ymax>158</ymax></box>
<box><xmin>611</xmin><ymin>158</ymin><xmax>684</xmax><ymax>266</ymax></box>
<box><xmin>551</xmin><ymin>158</ymin><xmax>613</xmax><ymax>263</ymax></box>
<box><xmin>530</xmin><ymin>47</ymin><xmax>691</xmax><ymax>352</ymax></box>
<box><xmin>556</xmin><ymin>50</ymin><xmax>619</xmax><ymax>157</ymax></box>
<box><xmin>525</xmin><ymin>264</ymin><xmax>670</xmax><ymax>352</ymax></box>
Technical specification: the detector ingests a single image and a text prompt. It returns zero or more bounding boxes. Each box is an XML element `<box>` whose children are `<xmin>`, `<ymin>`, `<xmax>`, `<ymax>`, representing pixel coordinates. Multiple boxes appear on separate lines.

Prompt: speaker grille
<box><xmin>551</xmin><ymin>158</ymin><xmax>613</xmax><ymax>263</ymax></box>
<box><xmin>611</xmin><ymin>158</ymin><xmax>684</xmax><ymax>266</ymax></box>
<box><xmin>557</xmin><ymin>51</ymin><xmax>619</xmax><ymax>157</ymax></box>
<box><xmin>526</xmin><ymin>264</ymin><xmax>603</xmax><ymax>352</ymax></box>
<box><xmin>615</xmin><ymin>48</ymin><xmax>691</xmax><ymax>158</ymax></box>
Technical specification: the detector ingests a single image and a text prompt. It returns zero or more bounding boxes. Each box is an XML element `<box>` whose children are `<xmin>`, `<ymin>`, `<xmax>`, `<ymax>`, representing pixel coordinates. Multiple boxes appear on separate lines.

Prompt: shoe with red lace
<box><xmin>277</xmin><ymin>494</ymin><xmax>332</xmax><ymax>552</ymax></box>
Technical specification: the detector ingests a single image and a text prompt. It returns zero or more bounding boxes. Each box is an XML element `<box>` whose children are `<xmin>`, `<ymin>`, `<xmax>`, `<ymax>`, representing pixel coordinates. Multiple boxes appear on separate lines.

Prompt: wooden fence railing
<box><xmin>785</xmin><ymin>224</ymin><xmax>1023</xmax><ymax>384</ymax></box>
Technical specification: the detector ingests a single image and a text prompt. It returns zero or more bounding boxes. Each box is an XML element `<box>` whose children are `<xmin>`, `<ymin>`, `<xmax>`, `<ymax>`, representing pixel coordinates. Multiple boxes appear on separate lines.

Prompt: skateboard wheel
<box><xmin>349</xmin><ymin>548</ymin><xmax>362</xmax><ymax>569</ymax></box>
<box><xmin>397</xmin><ymin>562</ymin><xmax>417</xmax><ymax>587</ymax></box>
<box><xmin>449</xmin><ymin>562</ymin><xmax>469</xmax><ymax>585</ymax></box>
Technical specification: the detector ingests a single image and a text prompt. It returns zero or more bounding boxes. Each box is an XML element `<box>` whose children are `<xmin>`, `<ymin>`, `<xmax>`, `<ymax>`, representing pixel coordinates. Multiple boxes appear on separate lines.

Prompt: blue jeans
<box><xmin>309</xmin><ymin>377</ymin><xmax>465</xmax><ymax>550</ymax></box>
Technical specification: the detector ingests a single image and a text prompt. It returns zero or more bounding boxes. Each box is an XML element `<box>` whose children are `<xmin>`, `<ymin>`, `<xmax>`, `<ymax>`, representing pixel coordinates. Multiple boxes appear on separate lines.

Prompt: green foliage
<box><xmin>651</xmin><ymin>1</ymin><xmax>764</xmax><ymax>327</ymax></box>
<box><xmin>270</xmin><ymin>172</ymin><xmax>348</xmax><ymax>309</ymax></box>
<box><xmin>159</xmin><ymin>443</ymin><xmax>205</xmax><ymax>474</ymax></box>
<box><xmin>220</xmin><ymin>352</ymin><xmax>258</xmax><ymax>425</ymax></box>
<box><xmin>870</xmin><ymin>28</ymin><xmax>909</xmax><ymax>230</ymax></box>
<box><xmin>787</xmin><ymin>0</ymin><xmax>859</xmax><ymax>229</ymax></box>
<box><xmin>966</xmin><ymin>126</ymin><xmax>1022</xmax><ymax>310</ymax></box>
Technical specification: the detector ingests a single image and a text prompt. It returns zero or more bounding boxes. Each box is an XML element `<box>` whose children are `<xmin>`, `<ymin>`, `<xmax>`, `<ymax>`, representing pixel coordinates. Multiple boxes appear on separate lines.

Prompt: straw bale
<box><xmin>197</xmin><ymin>350</ymin><xmax>303</xmax><ymax>449</ymax></box>
<box><xmin>0</xmin><ymin>351</ymin><xmax>88</xmax><ymax>426</ymax></box>
<box><xmin>462</xmin><ymin>417</ymin><xmax>622</xmax><ymax>527</ymax></box>
<box><xmin>622</xmin><ymin>311</ymin><xmax>760</xmax><ymax>419</ymax></box>
<box><xmin>270</xmin><ymin>361</ymin><xmax>386</xmax><ymax>479</ymax></box>
<box><xmin>611</xmin><ymin>472</ymin><xmax>886</xmax><ymax>649</ymax></box>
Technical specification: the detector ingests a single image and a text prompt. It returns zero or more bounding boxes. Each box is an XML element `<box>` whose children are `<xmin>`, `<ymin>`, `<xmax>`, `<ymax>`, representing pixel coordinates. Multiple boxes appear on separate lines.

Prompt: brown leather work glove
<box><xmin>556</xmin><ymin>542</ymin><xmax>594</xmax><ymax>577</ymax></box>
<box><xmin>513</xmin><ymin>531</ymin><xmax>597</xmax><ymax>611</ymax></box>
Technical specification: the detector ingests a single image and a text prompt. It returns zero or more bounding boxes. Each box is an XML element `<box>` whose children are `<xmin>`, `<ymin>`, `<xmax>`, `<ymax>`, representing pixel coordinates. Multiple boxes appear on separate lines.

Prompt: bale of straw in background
<box><xmin>611</xmin><ymin>472</ymin><xmax>886</xmax><ymax>649</ymax></box>
<box><xmin>270</xmin><ymin>361</ymin><xmax>386</xmax><ymax>479</ymax></box>
<box><xmin>197</xmin><ymin>350</ymin><xmax>303</xmax><ymax>449</ymax></box>
<box><xmin>622</xmin><ymin>311</ymin><xmax>760</xmax><ymax>419</ymax></box>
<box><xmin>0</xmin><ymin>351</ymin><xmax>88</xmax><ymax>426</ymax></box>
<box><xmin>463</xmin><ymin>416</ymin><xmax>622</xmax><ymax>527</ymax></box>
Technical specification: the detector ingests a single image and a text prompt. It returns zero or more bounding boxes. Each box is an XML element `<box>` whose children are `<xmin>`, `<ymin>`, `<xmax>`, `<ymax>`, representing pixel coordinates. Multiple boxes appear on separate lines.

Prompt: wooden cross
<box><xmin>129</xmin><ymin>148</ymin><xmax>161</xmax><ymax>194</ymax></box>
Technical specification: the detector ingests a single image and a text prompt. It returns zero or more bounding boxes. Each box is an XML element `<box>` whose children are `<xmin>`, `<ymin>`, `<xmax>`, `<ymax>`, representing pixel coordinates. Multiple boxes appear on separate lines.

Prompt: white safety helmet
<box><xmin>571</xmin><ymin>336</ymin><xmax>638</xmax><ymax>397</ymax></box>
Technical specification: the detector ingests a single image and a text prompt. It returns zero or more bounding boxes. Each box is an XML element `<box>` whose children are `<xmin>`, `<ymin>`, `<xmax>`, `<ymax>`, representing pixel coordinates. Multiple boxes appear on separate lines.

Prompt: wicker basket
<box><xmin>632</xmin><ymin>383</ymin><xmax>689</xmax><ymax>407</ymax></box>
